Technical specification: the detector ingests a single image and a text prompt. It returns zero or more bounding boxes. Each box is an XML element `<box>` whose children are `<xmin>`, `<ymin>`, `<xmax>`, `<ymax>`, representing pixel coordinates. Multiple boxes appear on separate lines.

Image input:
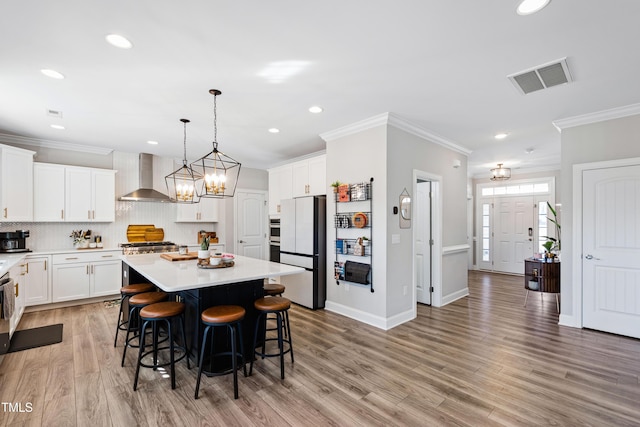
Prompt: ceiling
<box><xmin>2</xmin><ymin>1</ymin><xmax>640</xmax><ymax>177</ymax></box>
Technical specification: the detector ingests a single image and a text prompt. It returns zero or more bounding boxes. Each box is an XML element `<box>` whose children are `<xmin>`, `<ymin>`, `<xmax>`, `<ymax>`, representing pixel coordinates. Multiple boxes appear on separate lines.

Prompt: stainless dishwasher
<box><xmin>0</xmin><ymin>272</ymin><xmax>15</xmax><ymax>354</ymax></box>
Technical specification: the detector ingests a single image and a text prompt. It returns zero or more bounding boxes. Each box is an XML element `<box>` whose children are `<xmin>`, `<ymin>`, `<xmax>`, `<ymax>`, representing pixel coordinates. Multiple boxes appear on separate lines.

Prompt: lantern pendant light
<box><xmin>191</xmin><ymin>89</ymin><xmax>242</xmax><ymax>198</ymax></box>
<box><xmin>165</xmin><ymin>119</ymin><xmax>203</xmax><ymax>203</ymax></box>
<box><xmin>490</xmin><ymin>163</ymin><xmax>512</xmax><ymax>181</ymax></box>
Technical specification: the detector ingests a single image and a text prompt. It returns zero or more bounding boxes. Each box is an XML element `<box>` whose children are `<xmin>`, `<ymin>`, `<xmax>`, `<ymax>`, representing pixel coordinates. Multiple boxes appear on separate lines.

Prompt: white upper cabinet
<box><xmin>176</xmin><ymin>197</ymin><xmax>220</xmax><ymax>222</ymax></box>
<box><xmin>1</xmin><ymin>144</ymin><xmax>35</xmax><ymax>222</ymax></box>
<box><xmin>269</xmin><ymin>154</ymin><xmax>325</xmax><ymax>216</ymax></box>
<box><xmin>34</xmin><ymin>163</ymin><xmax>66</xmax><ymax>221</ymax></box>
<box><xmin>268</xmin><ymin>165</ymin><xmax>293</xmax><ymax>216</ymax></box>
<box><xmin>63</xmin><ymin>165</ymin><xmax>116</xmax><ymax>222</ymax></box>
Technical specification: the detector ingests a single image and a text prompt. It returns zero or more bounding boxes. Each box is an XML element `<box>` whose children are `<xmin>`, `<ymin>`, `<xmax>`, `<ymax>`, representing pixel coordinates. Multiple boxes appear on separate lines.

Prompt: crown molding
<box><xmin>0</xmin><ymin>133</ymin><xmax>114</xmax><ymax>155</ymax></box>
<box><xmin>319</xmin><ymin>112</ymin><xmax>471</xmax><ymax>156</ymax></box>
<box><xmin>552</xmin><ymin>103</ymin><xmax>640</xmax><ymax>132</ymax></box>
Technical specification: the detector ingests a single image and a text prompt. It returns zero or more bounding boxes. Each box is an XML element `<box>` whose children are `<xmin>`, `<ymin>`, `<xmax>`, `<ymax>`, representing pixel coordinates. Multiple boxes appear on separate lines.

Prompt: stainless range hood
<box><xmin>119</xmin><ymin>153</ymin><xmax>172</xmax><ymax>203</ymax></box>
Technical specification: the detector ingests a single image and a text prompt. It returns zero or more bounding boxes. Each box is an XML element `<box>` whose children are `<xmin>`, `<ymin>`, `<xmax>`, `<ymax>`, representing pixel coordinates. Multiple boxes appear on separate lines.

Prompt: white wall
<box><xmin>560</xmin><ymin>114</ymin><xmax>640</xmax><ymax>321</ymax></box>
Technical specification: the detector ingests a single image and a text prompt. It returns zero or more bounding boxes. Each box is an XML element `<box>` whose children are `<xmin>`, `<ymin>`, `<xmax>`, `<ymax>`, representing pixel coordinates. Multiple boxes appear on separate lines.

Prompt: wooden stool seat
<box><xmin>140</xmin><ymin>301</ymin><xmax>184</xmax><ymax>319</ymax></box>
<box><xmin>264</xmin><ymin>283</ymin><xmax>285</xmax><ymax>296</ymax></box>
<box><xmin>129</xmin><ymin>291</ymin><xmax>168</xmax><ymax>306</ymax></box>
<box><xmin>120</xmin><ymin>283</ymin><xmax>155</xmax><ymax>295</ymax></box>
<box><xmin>201</xmin><ymin>305</ymin><xmax>246</xmax><ymax>324</ymax></box>
<box><xmin>254</xmin><ymin>296</ymin><xmax>290</xmax><ymax>312</ymax></box>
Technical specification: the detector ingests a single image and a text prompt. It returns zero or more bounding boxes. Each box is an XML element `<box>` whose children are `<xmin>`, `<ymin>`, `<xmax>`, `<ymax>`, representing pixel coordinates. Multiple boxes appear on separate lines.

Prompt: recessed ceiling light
<box><xmin>268</xmin><ymin>128</ymin><xmax>280</xmax><ymax>134</ymax></box>
<box><xmin>50</xmin><ymin>124</ymin><xmax>65</xmax><ymax>130</ymax></box>
<box><xmin>308</xmin><ymin>106</ymin><xmax>323</xmax><ymax>114</ymax></box>
<box><xmin>517</xmin><ymin>0</ymin><xmax>551</xmax><ymax>15</ymax></box>
<box><xmin>106</xmin><ymin>34</ymin><xmax>133</xmax><ymax>49</ymax></box>
<box><xmin>147</xmin><ymin>140</ymin><xmax>159</xmax><ymax>145</ymax></box>
<box><xmin>41</xmin><ymin>69</ymin><xmax>65</xmax><ymax>79</ymax></box>
<box><xmin>494</xmin><ymin>133</ymin><xmax>509</xmax><ymax>140</ymax></box>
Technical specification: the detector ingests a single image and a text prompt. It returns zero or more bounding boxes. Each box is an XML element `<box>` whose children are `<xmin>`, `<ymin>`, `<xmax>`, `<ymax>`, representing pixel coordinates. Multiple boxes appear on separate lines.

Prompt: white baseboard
<box><xmin>25</xmin><ymin>294</ymin><xmax>120</xmax><ymax>313</ymax></box>
<box><xmin>324</xmin><ymin>301</ymin><xmax>415</xmax><ymax>330</ymax></box>
<box><xmin>558</xmin><ymin>314</ymin><xmax>580</xmax><ymax>328</ymax></box>
<box><xmin>441</xmin><ymin>287</ymin><xmax>469</xmax><ymax>306</ymax></box>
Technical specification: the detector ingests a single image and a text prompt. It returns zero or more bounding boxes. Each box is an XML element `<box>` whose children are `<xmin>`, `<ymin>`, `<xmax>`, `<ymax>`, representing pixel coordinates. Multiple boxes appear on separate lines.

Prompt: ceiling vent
<box><xmin>508</xmin><ymin>57</ymin><xmax>572</xmax><ymax>95</ymax></box>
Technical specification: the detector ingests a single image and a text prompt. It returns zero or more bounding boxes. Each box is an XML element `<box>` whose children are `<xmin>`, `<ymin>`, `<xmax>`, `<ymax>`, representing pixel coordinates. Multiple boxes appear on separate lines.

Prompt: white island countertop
<box><xmin>122</xmin><ymin>253</ymin><xmax>304</xmax><ymax>292</ymax></box>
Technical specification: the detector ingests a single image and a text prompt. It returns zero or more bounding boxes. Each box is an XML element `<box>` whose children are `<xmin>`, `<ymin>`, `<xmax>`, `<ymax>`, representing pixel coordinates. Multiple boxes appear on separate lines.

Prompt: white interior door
<box><xmin>583</xmin><ymin>165</ymin><xmax>640</xmax><ymax>338</ymax></box>
<box><xmin>416</xmin><ymin>181</ymin><xmax>432</xmax><ymax>305</ymax></box>
<box><xmin>493</xmin><ymin>196</ymin><xmax>534</xmax><ymax>274</ymax></box>
<box><xmin>236</xmin><ymin>190</ymin><xmax>267</xmax><ymax>259</ymax></box>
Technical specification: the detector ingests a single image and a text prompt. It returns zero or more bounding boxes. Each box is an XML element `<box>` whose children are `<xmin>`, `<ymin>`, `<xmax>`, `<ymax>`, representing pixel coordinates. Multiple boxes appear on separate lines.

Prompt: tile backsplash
<box><xmin>1</xmin><ymin>200</ymin><xmax>221</xmax><ymax>251</ymax></box>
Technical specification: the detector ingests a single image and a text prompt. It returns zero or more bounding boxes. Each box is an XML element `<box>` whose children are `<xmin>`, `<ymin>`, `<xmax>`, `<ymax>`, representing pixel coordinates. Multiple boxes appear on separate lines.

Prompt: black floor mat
<box><xmin>8</xmin><ymin>324</ymin><xmax>63</xmax><ymax>353</ymax></box>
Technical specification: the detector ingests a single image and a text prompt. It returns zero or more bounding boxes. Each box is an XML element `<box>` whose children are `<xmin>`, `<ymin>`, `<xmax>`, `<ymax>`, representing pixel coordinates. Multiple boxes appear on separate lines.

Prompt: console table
<box><xmin>524</xmin><ymin>258</ymin><xmax>560</xmax><ymax>313</ymax></box>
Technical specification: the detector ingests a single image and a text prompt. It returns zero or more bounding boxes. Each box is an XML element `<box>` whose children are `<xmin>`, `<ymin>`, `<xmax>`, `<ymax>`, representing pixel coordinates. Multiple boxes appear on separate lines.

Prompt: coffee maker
<box><xmin>0</xmin><ymin>230</ymin><xmax>31</xmax><ymax>253</ymax></box>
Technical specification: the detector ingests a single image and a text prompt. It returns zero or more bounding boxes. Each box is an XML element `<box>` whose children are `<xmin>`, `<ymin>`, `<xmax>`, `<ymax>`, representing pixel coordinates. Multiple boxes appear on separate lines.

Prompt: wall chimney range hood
<box><xmin>119</xmin><ymin>153</ymin><xmax>172</xmax><ymax>203</ymax></box>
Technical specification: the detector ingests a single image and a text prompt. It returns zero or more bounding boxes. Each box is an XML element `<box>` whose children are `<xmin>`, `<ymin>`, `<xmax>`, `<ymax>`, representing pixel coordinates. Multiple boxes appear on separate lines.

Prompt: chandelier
<box><xmin>165</xmin><ymin>119</ymin><xmax>203</xmax><ymax>203</ymax></box>
<box><xmin>191</xmin><ymin>89</ymin><xmax>241</xmax><ymax>198</ymax></box>
<box><xmin>490</xmin><ymin>163</ymin><xmax>511</xmax><ymax>181</ymax></box>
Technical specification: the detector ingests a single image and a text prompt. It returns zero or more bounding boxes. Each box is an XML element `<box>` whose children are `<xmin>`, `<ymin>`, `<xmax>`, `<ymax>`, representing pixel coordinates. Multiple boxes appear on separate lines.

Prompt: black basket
<box><xmin>344</xmin><ymin>261</ymin><xmax>370</xmax><ymax>284</ymax></box>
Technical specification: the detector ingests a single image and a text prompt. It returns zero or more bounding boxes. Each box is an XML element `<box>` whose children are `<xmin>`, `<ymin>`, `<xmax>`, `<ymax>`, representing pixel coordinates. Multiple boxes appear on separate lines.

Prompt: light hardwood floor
<box><xmin>1</xmin><ymin>271</ymin><xmax>639</xmax><ymax>426</ymax></box>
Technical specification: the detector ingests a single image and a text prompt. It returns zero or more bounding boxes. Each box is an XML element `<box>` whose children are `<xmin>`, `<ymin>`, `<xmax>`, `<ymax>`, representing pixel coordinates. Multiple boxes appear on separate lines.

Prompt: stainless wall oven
<box><xmin>269</xmin><ymin>218</ymin><xmax>280</xmax><ymax>263</ymax></box>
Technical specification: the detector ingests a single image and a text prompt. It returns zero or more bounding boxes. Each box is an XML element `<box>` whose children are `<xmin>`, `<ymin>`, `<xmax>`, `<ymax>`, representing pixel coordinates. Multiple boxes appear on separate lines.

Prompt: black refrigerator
<box><xmin>279</xmin><ymin>195</ymin><xmax>326</xmax><ymax>309</ymax></box>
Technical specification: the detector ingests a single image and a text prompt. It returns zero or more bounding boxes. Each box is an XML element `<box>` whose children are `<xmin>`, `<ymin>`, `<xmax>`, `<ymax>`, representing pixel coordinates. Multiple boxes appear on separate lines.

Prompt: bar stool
<box><xmin>195</xmin><ymin>305</ymin><xmax>247</xmax><ymax>399</ymax></box>
<box><xmin>121</xmin><ymin>291</ymin><xmax>168</xmax><ymax>367</ymax></box>
<box><xmin>114</xmin><ymin>283</ymin><xmax>155</xmax><ymax>347</ymax></box>
<box><xmin>249</xmin><ymin>296</ymin><xmax>294</xmax><ymax>380</ymax></box>
<box><xmin>263</xmin><ymin>283</ymin><xmax>289</xmax><ymax>338</ymax></box>
<box><xmin>133</xmin><ymin>301</ymin><xmax>190</xmax><ymax>391</ymax></box>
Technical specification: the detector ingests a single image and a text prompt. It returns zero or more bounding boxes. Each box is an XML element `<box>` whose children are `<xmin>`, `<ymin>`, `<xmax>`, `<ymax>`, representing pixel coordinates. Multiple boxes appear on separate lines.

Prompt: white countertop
<box><xmin>0</xmin><ymin>253</ymin><xmax>28</xmax><ymax>276</ymax></box>
<box><xmin>122</xmin><ymin>253</ymin><xmax>303</xmax><ymax>292</ymax></box>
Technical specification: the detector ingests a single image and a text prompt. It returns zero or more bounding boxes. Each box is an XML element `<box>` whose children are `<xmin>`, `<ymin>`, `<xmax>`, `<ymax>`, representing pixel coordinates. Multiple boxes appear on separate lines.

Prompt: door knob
<box><xmin>585</xmin><ymin>254</ymin><xmax>601</xmax><ymax>260</ymax></box>
<box><xmin>239</xmin><ymin>240</ymin><xmax>245</xmax><ymax>243</ymax></box>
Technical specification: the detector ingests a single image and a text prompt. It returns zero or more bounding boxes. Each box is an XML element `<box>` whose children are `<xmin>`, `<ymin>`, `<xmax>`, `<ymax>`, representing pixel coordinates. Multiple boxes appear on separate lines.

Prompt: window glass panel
<box><xmin>482</xmin><ymin>228</ymin><xmax>489</xmax><ymax>238</ymax></box>
<box><xmin>482</xmin><ymin>204</ymin><xmax>490</xmax><ymax>215</ymax></box>
<box><xmin>482</xmin><ymin>188</ymin><xmax>493</xmax><ymax>196</ymax></box>
<box><xmin>494</xmin><ymin>187</ymin><xmax>506</xmax><ymax>195</ymax></box>
<box><xmin>482</xmin><ymin>216</ymin><xmax>489</xmax><ymax>227</ymax></box>
<box><xmin>534</xmin><ymin>183</ymin><xmax>549</xmax><ymax>193</ymax></box>
<box><xmin>482</xmin><ymin>249</ymin><xmax>489</xmax><ymax>261</ymax></box>
<box><xmin>520</xmin><ymin>184</ymin><xmax>534</xmax><ymax>193</ymax></box>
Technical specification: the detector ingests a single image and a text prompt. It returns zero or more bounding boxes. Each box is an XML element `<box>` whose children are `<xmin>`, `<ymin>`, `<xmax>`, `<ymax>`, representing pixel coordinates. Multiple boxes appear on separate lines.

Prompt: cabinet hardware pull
<box><xmin>88</xmin><ymin>210</ymin><xmax>91</xmax><ymax>219</ymax></box>
<box><xmin>15</xmin><ymin>282</ymin><xmax>19</xmax><ymax>297</ymax></box>
<box><xmin>86</xmin><ymin>265</ymin><xmax>89</xmax><ymax>274</ymax></box>
<box><xmin>45</xmin><ymin>260</ymin><xmax>47</xmax><ymax>270</ymax></box>
<box><xmin>66</xmin><ymin>257</ymin><xmax>79</xmax><ymax>260</ymax></box>
<box><xmin>61</xmin><ymin>209</ymin><xmax>64</xmax><ymax>219</ymax></box>
<box><xmin>91</xmin><ymin>265</ymin><xmax>94</xmax><ymax>274</ymax></box>
<box><xmin>3</xmin><ymin>207</ymin><xmax>6</xmax><ymax>218</ymax></box>
<box><xmin>101</xmin><ymin>255</ymin><xmax>113</xmax><ymax>258</ymax></box>
<box><xmin>25</xmin><ymin>263</ymin><xmax>29</xmax><ymax>274</ymax></box>
<box><xmin>93</xmin><ymin>210</ymin><xmax>95</xmax><ymax>219</ymax></box>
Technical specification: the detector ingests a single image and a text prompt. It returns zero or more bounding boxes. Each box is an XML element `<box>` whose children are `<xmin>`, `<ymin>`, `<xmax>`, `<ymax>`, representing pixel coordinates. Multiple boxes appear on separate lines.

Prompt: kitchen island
<box><xmin>121</xmin><ymin>253</ymin><xmax>303</xmax><ymax>366</ymax></box>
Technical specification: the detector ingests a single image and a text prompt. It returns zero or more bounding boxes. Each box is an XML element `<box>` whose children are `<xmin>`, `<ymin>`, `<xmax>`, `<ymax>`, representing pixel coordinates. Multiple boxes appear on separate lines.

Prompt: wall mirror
<box><xmin>399</xmin><ymin>188</ymin><xmax>411</xmax><ymax>228</ymax></box>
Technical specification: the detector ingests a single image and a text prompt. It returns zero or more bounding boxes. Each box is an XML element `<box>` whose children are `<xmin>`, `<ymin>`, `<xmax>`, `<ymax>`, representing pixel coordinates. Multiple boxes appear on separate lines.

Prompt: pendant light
<box><xmin>191</xmin><ymin>89</ymin><xmax>241</xmax><ymax>198</ymax></box>
<box><xmin>165</xmin><ymin>119</ymin><xmax>203</xmax><ymax>203</ymax></box>
<box><xmin>490</xmin><ymin>163</ymin><xmax>511</xmax><ymax>181</ymax></box>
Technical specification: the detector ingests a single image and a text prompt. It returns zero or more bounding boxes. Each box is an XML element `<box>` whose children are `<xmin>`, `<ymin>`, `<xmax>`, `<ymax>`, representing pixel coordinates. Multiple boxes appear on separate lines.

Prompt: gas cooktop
<box><xmin>120</xmin><ymin>241</ymin><xmax>178</xmax><ymax>255</ymax></box>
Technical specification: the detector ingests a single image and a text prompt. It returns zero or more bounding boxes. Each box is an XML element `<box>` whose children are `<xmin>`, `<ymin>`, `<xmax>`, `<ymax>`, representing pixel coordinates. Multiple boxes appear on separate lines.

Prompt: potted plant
<box><xmin>361</xmin><ymin>236</ymin><xmax>370</xmax><ymax>246</ymax></box>
<box><xmin>541</xmin><ymin>201</ymin><xmax>561</xmax><ymax>255</ymax></box>
<box><xmin>330</xmin><ymin>180</ymin><xmax>342</xmax><ymax>193</ymax></box>
<box><xmin>198</xmin><ymin>236</ymin><xmax>210</xmax><ymax>260</ymax></box>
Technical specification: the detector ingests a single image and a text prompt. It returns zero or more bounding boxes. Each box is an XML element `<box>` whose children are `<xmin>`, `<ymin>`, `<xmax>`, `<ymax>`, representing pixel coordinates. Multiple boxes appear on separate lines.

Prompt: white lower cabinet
<box><xmin>52</xmin><ymin>251</ymin><xmax>121</xmax><ymax>302</ymax></box>
<box><xmin>24</xmin><ymin>255</ymin><xmax>51</xmax><ymax>306</ymax></box>
<box><xmin>9</xmin><ymin>262</ymin><xmax>27</xmax><ymax>337</ymax></box>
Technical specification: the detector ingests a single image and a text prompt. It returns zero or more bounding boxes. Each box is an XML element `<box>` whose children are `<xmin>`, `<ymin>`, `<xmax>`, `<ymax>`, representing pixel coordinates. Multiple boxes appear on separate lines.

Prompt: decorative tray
<box><xmin>197</xmin><ymin>261</ymin><xmax>235</xmax><ymax>269</ymax></box>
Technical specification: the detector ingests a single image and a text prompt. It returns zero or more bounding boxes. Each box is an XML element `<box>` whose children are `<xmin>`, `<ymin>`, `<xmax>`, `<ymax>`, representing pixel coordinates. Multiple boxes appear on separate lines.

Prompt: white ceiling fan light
<box><xmin>516</xmin><ymin>0</ymin><xmax>551</xmax><ymax>16</ymax></box>
<box><xmin>105</xmin><ymin>34</ymin><xmax>133</xmax><ymax>49</ymax></box>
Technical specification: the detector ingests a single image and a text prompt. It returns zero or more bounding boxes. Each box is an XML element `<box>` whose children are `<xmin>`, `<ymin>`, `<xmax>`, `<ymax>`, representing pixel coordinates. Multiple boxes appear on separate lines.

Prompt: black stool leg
<box><xmin>195</xmin><ymin>324</ymin><xmax>211</xmax><ymax>399</ymax></box>
<box><xmin>230</xmin><ymin>324</ymin><xmax>238</xmax><ymax>399</ymax></box>
<box><xmin>168</xmin><ymin>319</ymin><xmax>176</xmax><ymax>389</ymax></box>
<box><xmin>285</xmin><ymin>309</ymin><xmax>294</xmax><ymax>364</ymax></box>
<box><xmin>133</xmin><ymin>319</ymin><xmax>149</xmax><ymax>391</ymax></box>
<box><xmin>121</xmin><ymin>305</ymin><xmax>139</xmax><ymax>367</ymax></box>
<box><xmin>249</xmin><ymin>312</ymin><xmax>264</xmax><ymax>376</ymax></box>
<box><xmin>113</xmin><ymin>294</ymin><xmax>125</xmax><ymax>347</ymax></box>
<box><xmin>277</xmin><ymin>312</ymin><xmax>285</xmax><ymax>379</ymax></box>
<box><xmin>179</xmin><ymin>314</ymin><xmax>190</xmax><ymax>370</ymax></box>
<box><xmin>237</xmin><ymin>321</ymin><xmax>247</xmax><ymax>377</ymax></box>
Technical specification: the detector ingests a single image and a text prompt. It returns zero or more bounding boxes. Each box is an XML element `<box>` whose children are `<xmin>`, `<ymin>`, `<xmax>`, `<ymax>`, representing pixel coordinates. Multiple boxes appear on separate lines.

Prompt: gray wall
<box><xmin>560</xmin><ymin>114</ymin><xmax>640</xmax><ymax>318</ymax></box>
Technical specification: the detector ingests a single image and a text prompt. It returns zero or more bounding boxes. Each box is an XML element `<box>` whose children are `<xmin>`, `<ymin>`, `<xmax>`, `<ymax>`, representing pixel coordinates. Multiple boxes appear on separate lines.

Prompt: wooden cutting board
<box><xmin>145</xmin><ymin>228</ymin><xmax>164</xmax><ymax>242</ymax></box>
<box><xmin>127</xmin><ymin>224</ymin><xmax>154</xmax><ymax>242</ymax></box>
<box><xmin>160</xmin><ymin>252</ymin><xmax>198</xmax><ymax>261</ymax></box>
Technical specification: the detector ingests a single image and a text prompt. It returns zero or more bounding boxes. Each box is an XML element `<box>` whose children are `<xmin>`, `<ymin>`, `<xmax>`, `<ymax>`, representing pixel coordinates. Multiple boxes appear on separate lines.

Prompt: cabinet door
<box><xmin>9</xmin><ymin>263</ymin><xmax>26</xmax><ymax>335</ymax></box>
<box><xmin>52</xmin><ymin>263</ymin><xmax>90</xmax><ymax>302</ymax></box>
<box><xmin>268</xmin><ymin>168</ymin><xmax>281</xmax><ymax>215</ymax></box>
<box><xmin>199</xmin><ymin>198</ymin><xmax>220</xmax><ymax>222</ymax></box>
<box><xmin>291</xmin><ymin>161</ymin><xmax>309</xmax><ymax>198</ymax></box>
<box><xmin>92</xmin><ymin>169</ymin><xmax>115</xmax><ymax>222</ymax></box>
<box><xmin>34</xmin><ymin>163</ymin><xmax>66</xmax><ymax>221</ymax></box>
<box><xmin>307</xmin><ymin>155</ymin><xmax>326</xmax><ymax>196</ymax></box>
<box><xmin>91</xmin><ymin>260</ymin><xmax>121</xmax><ymax>297</ymax></box>
<box><xmin>25</xmin><ymin>256</ymin><xmax>51</xmax><ymax>306</ymax></box>
<box><xmin>65</xmin><ymin>168</ymin><xmax>93</xmax><ymax>221</ymax></box>
<box><xmin>176</xmin><ymin>203</ymin><xmax>200</xmax><ymax>222</ymax></box>
<box><xmin>1</xmin><ymin>147</ymin><xmax>34</xmax><ymax>221</ymax></box>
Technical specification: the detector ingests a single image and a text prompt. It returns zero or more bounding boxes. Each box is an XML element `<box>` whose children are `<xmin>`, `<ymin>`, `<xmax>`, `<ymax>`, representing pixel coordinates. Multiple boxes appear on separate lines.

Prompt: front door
<box><xmin>583</xmin><ymin>164</ymin><xmax>640</xmax><ymax>338</ymax></box>
<box><xmin>493</xmin><ymin>196</ymin><xmax>534</xmax><ymax>274</ymax></box>
<box><xmin>236</xmin><ymin>190</ymin><xmax>267</xmax><ymax>259</ymax></box>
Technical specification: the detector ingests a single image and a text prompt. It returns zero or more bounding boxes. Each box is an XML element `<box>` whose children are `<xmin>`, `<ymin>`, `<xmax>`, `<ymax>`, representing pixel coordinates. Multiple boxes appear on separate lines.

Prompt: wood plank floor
<box><xmin>2</xmin><ymin>270</ymin><xmax>639</xmax><ymax>426</ymax></box>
